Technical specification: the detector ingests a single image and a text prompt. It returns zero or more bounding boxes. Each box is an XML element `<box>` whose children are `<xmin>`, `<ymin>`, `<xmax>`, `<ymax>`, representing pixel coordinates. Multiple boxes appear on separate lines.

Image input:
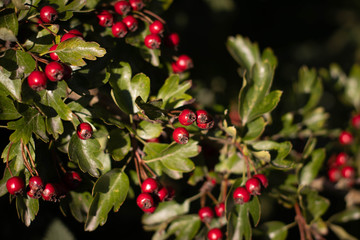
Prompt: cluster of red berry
<box><xmin>136</xmin><ymin>178</ymin><xmax>174</xmax><ymax>213</ymax></box>
<box><xmin>197</xmin><ymin>203</ymin><xmax>225</xmax><ymax>240</ymax></box>
<box><xmin>232</xmin><ymin>174</ymin><xmax>268</xmax><ymax>204</ymax></box>
<box><xmin>173</xmin><ymin>109</ymin><xmax>215</xmax><ymax>144</ymax></box>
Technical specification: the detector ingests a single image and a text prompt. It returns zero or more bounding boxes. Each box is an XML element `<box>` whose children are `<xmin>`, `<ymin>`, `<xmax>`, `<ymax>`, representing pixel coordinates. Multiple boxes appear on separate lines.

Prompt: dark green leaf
<box><xmin>243</xmin><ymin>117</ymin><xmax>266</xmax><ymax>141</ymax></box>
<box><xmin>135</xmin><ymin>97</ymin><xmax>167</xmax><ymax>121</ymax></box>
<box><xmin>16</xmin><ymin>196</ymin><xmax>39</xmax><ymax>227</ymax></box>
<box><xmin>107</xmin><ymin>129</ymin><xmax>131</xmax><ymax>161</ymax></box>
<box><xmin>299</xmin><ymin>148</ymin><xmax>326</xmax><ymax>186</ymax></box>
<box><xmin>329</xmin><ymin>224</ymin><xmax>358</xmax><ymax>240</ymax></box>
<box><xmin>136</xmin><ymin>121</ymin><xmax>163</xmax><ymax>140</ymax></box>
<box><xmin>16</xmin><ymin>50</ymin><xmax>36</xmax><ymax>75</ymax></box>
<box><xmin>328</xmin><ymin>207</ymin><xmax>360</xmax><ymax>223</ymax></box>
<box><xmin>66</xmin><ymin>191</ymin><xmax>93</xmax><ymax>223</ymax></box>
<box><xmin>260</xmin><ymin>221</ymin><xmax>288</xmax><ymax>240</ymax></box>
<box><xmin>251</xmin><ymin>141</ymin><xmax>293</xmax><ymax>169</ymax></box>
<box><xmin>157</xmin><ymin>75</ymin><xmax>192</xmax><ymax>109</ymax></box>
<box><xmin>0</xmin><ymin>95</ymin><xmax>20</xmax><ymax>120</ymax></box>
<box><xmin>227</xmin><ymin>35</ymin><xmax>260</xmax><ymax>71</ymax></box>
<box><xmin>43</xmin><ymin>218</ymin><xmax>75</xmax><ymax>240</ymax></box>
<box><xmin>304</xmin><ymin>189</ymin><xmax>329</xmax><ymax>220</ymax></box>
<box><xmin>0</xmin><ymin>8</ymin><xmax>18</xmax><ymax>41</ymax></box>
<box><xmin>165</xmin><ymin>214</ymin><xmax>201</xmax><ymax>240</ymax></box>
<box><xmin>45</xmin><ymin>115</ymin><xmax>64</xmax><ymax>140</ymax></box>
<box><xmin>23</xmin><ymin>25</ymin><xmax>60</xmax><ymax>54</ymax></box>
<box><xmin>0</xmin><ymin>68</ymin><xmax>22</xmax><ymax>101</ymax></box>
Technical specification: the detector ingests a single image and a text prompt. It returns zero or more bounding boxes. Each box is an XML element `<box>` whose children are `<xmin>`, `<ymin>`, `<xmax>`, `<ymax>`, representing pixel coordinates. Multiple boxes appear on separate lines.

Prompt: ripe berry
<box><xmin>136</xmin><ymin>192</ymin><xmax>155</xmax><ymax>210</ymax></box>
<box><xmin>114</xmin><ymin>0</ymin><xmax>131</xmax><ymax>15</ymax></box>
<box><xmin>246</xmin><ymin>177</ymin><xmax>262</xmax><ymax>195</ymax></box>
<box><xmin>178</xmin><ymin>109</ymin><xmax>196</xmax><ymax>126</ymax></box>
<box><xmin>39</xmin><ymin>6</ymin><xmax>58</xmax><ymax>23</ymax></box>
<box><xmin>67</xmin><ymin>29</ymin><xmax>83</xmax><ymax>38</ymax></box>
<box><xmin>143</xmin><ymin>206</ymin><xmax>156</xmax><ymax>213</ymax></box>
<box><xmin>27</xmin><ymin>70</ymin><xmax>47</xmax><ymax>91</ymax></box>
<box><xmin>175</xmin><ymin>55</ymin><xmax>193</xmax><ymax>71</ymax></box>
<box><xmin>141</xmin><ymin>178</ymin><xmax>159</xmax><ymax>193</ymax></box>
<box><xmin>339</xmin><ymin>131</ymin><xmax>353</xmax><ymax>145</ymax></box>
<box><xmin>76</xmin><ymin>122</ymin><xmax>93</xmax><ymax>140</ymax></box>
<box><xmin>165</xmin><ymin>32</ymin><xmax>180</xmax><ymax>48</ymax></box>
<box><xmin>97</xmin><ymin>10</ymin><xmax>113</xmax><ymax>27</ymax></box>
<box><xmin>207</xmin><ymin>228</ymin><xmax>223</xmax><ymax>240</ymax></box>
<box><xmin>61</xmin><ymin>33</ymin><xmax>81</xmax><ymax>42</ymax></box>
<box><xmin>45</xmin><ymin>61</ymin><xmax>65</xmax><ymax>82</ymax></box>
<box><xmin>233</xmin><ymin>186</ymin><xmax>251</xmax><ymax>204</ymax></box>
<box><xmin>253</xmin><ymin>173</ymin><xmax>269</xmax><ymax>188</ymax></box>
<box><xmin>129</xmin><ymin>0</ymin><xmax>145</xmax><ymax>11</ymax></box>
<box><xmin>198</xmin><ymin>206</ymin><xmax>214</xmax><ymax>223</ymax></box>
<box><xmin>196</xmin><ymin>110</ymin><xmax>210</xmax><ymax>124</ymax></box>
<box><xmin>197</xmin><ymin>120</ymin><xmax>215</xmax><ymax>130</ymax></box>
<box><xmin>157</xmin><ymin>187</ymin><xmax>169</xmax><ymax>202</ymax></box>
<box><xmin>112</xmin><ymin>22</ymin><xmax>128</xmax><ymax>38</ymax></box>
<box><xmin>6</xmin><ymin>176</ymin><xmax>25</xmax><ymax>195</ymax></box>
<box><xmin>149</xmin><ymin>20</ymin><xmax>164</xmax><ymax>35</ymax></box>
<box><xmin>146</xmin><ymin>138</ymin><xmax>160</xmax><ymax>143</ymax></box>
<box><xmin>341</xmin><ymin>166</ymin><xmax>355</xmax><ymax>179</ymax></box>
<box><xmin>328</xmin><ymin>167</ymin><xmax>341</xmax><ymax>182</ymax></box>
<box><xmin>122</xmin><ymin>15</ymin><xmax>138</xmax><ymax>32</ymax></box>
<box><xmin>171</xmin><ymin>62</ymin><xmax>183</xmax><ymax>73</ymax></box>
<box><xmin>41</xmin><ymin>183</ymin><xmax>57</xmax><ymax>201</ymax></box>
<box><xmin>214</xmin><ymin>202</ymin><xmax>225</xmax><ymax>217</ymax></box>
<box><xmin>63</xmin><ymin>171</ymin><xmax>82</xmax><ymax>190</ymax></box>
<box><xmin>172</xmin><ymin>127</ymin><xmax>189</xmax><ymax>144</ymax></box>
<box><xmin>352</xmin><ymin>114</ymin><xmax>360</xmax><ymax>129</ymax></box>
<box><xmin>335</xmin><ymin>152</ymin><xmax>348</xmax><ymax>166</ymax></box>
<box><xmin>49</xmin><ymin>44</ymin><xmax>59</xmax><ymax>61</ymax></box>
<box><xmin>144</xmin><ymin>34</ymin><xmax>161</xmax><ymax>49</ymax></box>
<box><xmin>29</xmin><ymin>176</ymin><xmax>44</xmax><ymax>192</ymax></box>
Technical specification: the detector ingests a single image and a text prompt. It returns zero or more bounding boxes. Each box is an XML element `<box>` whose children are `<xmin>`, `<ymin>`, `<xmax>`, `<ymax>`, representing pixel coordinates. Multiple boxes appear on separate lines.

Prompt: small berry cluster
<box><xmin>136</xmin><ymin>178</ymin><xmax>174</xmax><ymax>213</ymax></box>
<box><xmin>232</xmin><ymin>174</ymin><xmax>268</xmax><ymax>205</ymax></box>
<box><xmin>173</xmin><ymin>109</ymin><xmax>214</xmax><ymax>144</ymax></box>
<box><xmin>327</xmin><ymin>152</ymin><xmax>356</xmax><ymax>185</ymax></box>
<box><xmin>197</xmin><ymin>203</ymin><xmax>225</xmax><ymax>240</ymax></box>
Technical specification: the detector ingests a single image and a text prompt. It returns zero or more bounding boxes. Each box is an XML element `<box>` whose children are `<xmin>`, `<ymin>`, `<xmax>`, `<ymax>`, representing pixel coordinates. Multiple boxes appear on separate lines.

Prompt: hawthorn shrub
<box><xmin>1</xmin><ymin>0</ymin><xmax>360</xmax><ymax>239</ymax></box>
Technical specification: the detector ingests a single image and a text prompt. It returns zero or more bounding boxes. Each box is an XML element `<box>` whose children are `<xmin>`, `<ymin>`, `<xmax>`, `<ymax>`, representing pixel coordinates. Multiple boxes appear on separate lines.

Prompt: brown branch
<box><xmin>23</xmin><ymin>143</ymin><xmax>39</xmax><ymax>176</ymax></box>
<box><xmin>143</xmin><ymin>9</ymin><xmax>166</xmax><ymax>24</ymax></box>
<box><xmin>294</xmin><ymin>202</ymin><xmax>313</xmax><ymax>240</ymax></box>
<box><xmin>21</xmin><ymin>141</ymin><xmax>34</xmax><ymax>176</ymax></box>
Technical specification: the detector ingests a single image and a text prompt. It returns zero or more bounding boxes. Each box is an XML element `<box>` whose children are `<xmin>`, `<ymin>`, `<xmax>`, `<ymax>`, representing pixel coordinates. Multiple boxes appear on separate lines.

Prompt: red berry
<box><xmin>41</xmin><ymin>183</ymin><xmax>57</xmax><ymax>201</ymax></box>
<box><xmin>196</xmin><ymin>110</ymin><xmax>210</xmax><ymax>124</ymax></box>
<box><xmin>67</xmin><ymin>29</ymin><xmax>83</xmax><ymax>38</ymax></box>
<box><xmin>339</xmin><ymin>131</ymin><xmax>353</xmax><ymax>145</ymax></box>
<box><xmin>175</xmin><ymin>55</ymin><xmax>193</xmax><ymax>71</ymax></box>
<box><xmin>29</xmin><ymin>176</ymin><xmax>44</xmax><ymax>192</ymax></box>
<box><xmin>335</xmin><ymin>152</ymin><xmax>348</xmax><ymax>166</ymax></box>
<box><xmin>214</xmin><ymin>202</ymin><xmax>225</xmax><ymax>217</ymax></box>
<box><xmin>172</xmin><ymin>127</ymin><xmax>189</xmax><ymax>144</ymax></box>
<box><xmin>45</xmin><ymin>61</ymin><xmax>65</xmax><ymax>82</ymax></box>
<box><xmin>49</xmin><ymin>44</ymin><xmax>59</xmax><ymax>61</ymax></box>
<box><xmin>198</xmin><ymin>206</ymin><xmax>214</xmax><ymax>223</ymax></box>
<box><xmin>27</xmin><ymin>70</ymin><xmax>48</xmax><ymax>91</ymax></box>
<box><xmin>62</xmin><ymin>63</ymin><xmax>72</xmax><ymax>80</ymax></box>
<box><xmin>136</xmin><ymin>192</ymin><xmax>155</xmax><ymax>210</ymax></box>
<box><xmin>63</xmin><ymin>171</ymin><xmax>82</xmax><ymax>190</ymax></box>
<box><xmin>76</xmin><ymin>122</ymin><xmax>93</xmax><ymax>140</ymax></box>
<box><xmin>171</xmin><ymin>62</ymin><xmax>183</xmax><ymax>73</ymax></box>
<box><xmin>253</xmin><ymin>173</ymin><xmax>268</xmax><ymax>188</ymax></box>
<box><xmin>39</xmin><ymin>6</ymin><xmax>58</xmax><ymax>23</ymax></box>
<box><xmin>112</xmin><ymin>22</ymin><xmax>128</xmax><ymax>38</ymax></box>
<box><xmin>122</xmin><ymin>15</ymin><xmax>138</xmax><ymax>32</ymax></box>
<box><xmin>178</xmin><ymin>109</ymin><xmax>196</xmax><ymax>126</ymax></box>
<box><xmin>141</xmin><ymin>178</ymin><xmax>159</xmax><ymax>193</ymax></box>
<box><xmin>165</xmin><ymin>32</ymin><xmax>180</xmax><ymax>48</ymax></box>
<box><xmin>157</xmin><ymin>187</ymin><xmax>169</xmax><ymax>202</ymax></box>
<box><xmin>143</xmin><ymin>206</ymin><xmax>156</xmax><ymax>213</ymax></box>
<box><xmin>144</xmin><ymin>34</ymin><xmax>161</xmax><ymax>49</ymax></box>
<box><xmin>97</xmin><ymin>10</ymin><xmax>113</xmax><ymax>27</ymax></box>
<box><xmin>341</xmin><ymin>166</ymin><xmax>355</xmax><ymax>179</ymax></box>
<box><xmin>245</xmin><ymin>177</ymin><xmax>262</xmax><ymax>195</ymax></box>
<box><xmin>146</xmin><ymin>138</ymin><xmax>160</xmax><ymax>143</ymax></box>
<box><xmin>233</xmin><ymin>186</ymin><xmax>251</xmax><ymax>204</ymax></box>
<box><xmin>197</xmin><ymin>120</ymin><xmax>215</xmax><ymax>130</ymax></box>
<box><xmin>6</xmin><ymin>176</ymin><xmax>25</xmax><ymax>195</ymax></box>
<box><xmin>129</xmin><ymin>0</ymin><xmax>145</xmax><ymax>11</ymax></box>
<box><xmin>114</xmin><ymin>0</ymin><xmax>131</xmax><ymax>15</ymax></box>
<box><xmin>328</xmin><ymin>167</ymin><xmax>341</xmax><ymax>182</ymax></box>
<box><xmin>61</xmin><ymin>33</ymin><xmax>82</xmax><ymax>42</ymax></box>
<box><xmin>207</xmin><ymin>228</ymin><xmax>223</xmax><ymax>240</ymax></box>
<box><xmin>149</xmin><ymin>20</ymin><xmax>164</xmax><ymax>35</ymax></box>
<box><xmin>352</xmin><ymin>114</ymin><xmax>360</xmax><ymax>129</ymax></box>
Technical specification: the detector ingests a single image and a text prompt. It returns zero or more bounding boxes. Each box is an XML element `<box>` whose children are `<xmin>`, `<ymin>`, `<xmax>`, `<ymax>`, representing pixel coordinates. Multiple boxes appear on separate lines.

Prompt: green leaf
<box><xmin>299</xmin><ymin>148</ymin><xmax>326</xmax><ymax>186</ymax></box>
<box><xmin>0</xmin><ymin>8</ymin><xmax>18</xmax><ymax>41</ymax></box>
<box><xmin>260</xmin><ymin>221</ymin><xmax>288</xmax><ymax>240</ymax></box>
<box><xmin>251</xmin><ymin>141</ymin><xmax>293</xmax><ymax>169</ymax></box>
<box><xmin>0</xmin><ymin>68</ymin><xmax>22</xmax><ymax>101</ymax></box>
<box><xmin>242</xmin><ymin>117</ymin><xmax>266</xmax><ymax>141</ymax></box>
<box><xmin>43</xmin><ymin>218</ymin><xmax>75</xmax><ymax>240</ymax></box>
<box><xmin>16</xmin><ymin>50</ymin><xmax>36</xmax><ymax>75</ymax></box>
<box><xmin>303</xmin><ymin>107</ymin><xmax>328</xmax><ymax>131</ymax></box>
<box><xmin>68</xmin><ymin>135</ymin><xmax>103</xmax><ymax>177</ymax></box>
<box><xmin>16</xmin><ymin>196</ymin><xmax>39</xmax><ymax>227</ymax></box>
<box><xmin>344</xmin><ymin>64</ymin><xmax>360</xmax><ymax>110</ymax></box>
<box><xmin>55</xmin><ymin>38</ymin><xmax>106</xmax><ymax>66</ymax></box>
<box><xmin>248</xmin><ymin>90</ymin><xmax>282</xmax><ymax>122</ymax></box>
<box><xmin>136</xmin><ymin>121</ymin><xmax>163</xmax><ymax>140</ymax></box>
<box><xmin>45</xmin><ymin>115</ymin><xmax>64</xmax><ymax>140</ymax></box>
<box><xmin>147</xmin><ymin>0</ymin><xmax>174</xmax><ymax>14</ymax></box>
<box><xmin>85</xmin><ymin>169</ymin><xmax>129</xmax><ymax>231</ymax></box>
<box><xmin>0</xmin><ymin>27</ymin><xmax>17</xmax><ymax>42</ymax></box>
<box><xmin>302</xmin><ymin>137</ymin><xmax>317</xmax><ymax>159</ymax></box>
<box><xmin>107</xmin><ymin>129</ymin><xmax>131</xmax><ymax>161</ymax></box>
<box><xmin>328</xmin><ymin>207</ymin><xmax>360</xmax><ymax>223</ymax></box>
<box><xmin>134</xmin><ymin>97</ymin><xmax>167</xmax><ymax>121</ymax></box>
<box><xmin>164</xmin><ymin>214</ymin><xmax>201</xmax><ymax>240</ymax></box>
<box><xmin>329</xmin><ymin>224</ymin><xmax>358</xmax><ymax>240</ymax></box>
<box><xmin>23</xmin><ymin>24</ymin><xmax>60</xmax><ymax>54</ymax></box>
<box><xmin>0</xmin><ymin>95</ymin><xmax>20</xmax><ymax>120</ymax></box>
<box><xmin>65</xmin><ymin>191</ymin><xmax>93</xmax><ymax>223</ymax></box>
<box><xmin>304</xmin><ymin>189</ymin><xmax>330</xmax><ymax>221</ymax></box>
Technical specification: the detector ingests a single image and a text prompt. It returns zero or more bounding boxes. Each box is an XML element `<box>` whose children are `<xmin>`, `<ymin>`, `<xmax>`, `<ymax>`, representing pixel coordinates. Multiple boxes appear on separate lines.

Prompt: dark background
<box><xmin>2</xmin><ymin>0</ymin><xmax>360</xmax><ymax>239</ymax></box>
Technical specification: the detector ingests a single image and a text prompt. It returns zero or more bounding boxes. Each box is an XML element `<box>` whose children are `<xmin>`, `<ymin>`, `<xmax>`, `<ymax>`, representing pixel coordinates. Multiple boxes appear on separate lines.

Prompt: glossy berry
<box><xmin>129</xmin><ymin>0</ymin><xmax>145</xmax><ymax>11</ymax></box>
<box><xmin>253</xmin><ymin>173</ymin><xmax>269</xmax><ymax>188</ymax></box>
<box><xmin>39</xmin><ymin>6</ymin><xmax>58</xmax><ymax>23</ymax></box>
<box><xmin>207</xmin><ymin>228</ymin><xmax>223</xmax><ymax>240</ymax></box>
<box><xmin>63</xmin><ymin>171</ymin><xmax>82</xmax><ymax>190</ymax></box>
<box><xmin>198</xmin><ymin>206</ymin><xmax>214</xmax><ymax>223</ymax></box>
<box><xmin>157</xmin><ymin>187</ymin><xmax>169</xmax><ymax>202</ymax></box>
<box><xmin>112</xmin><ymin>22</ymin><xmax>128</xmax><ymax>38</ymax></box>
<box><xmin>49</xmin><ymin>44</ymin><xmax>59</xmax><ymax>61</ymax></box>
<box><xmin>45</xmin><ymin>61</ymin><xmax>65</xmax><ymax>82</ymax></box>
<box><xmin>171</xmin><ymin>62</ymin><xmax>183</xmax><ymax>73</ymax></box>
<box><xmin>68</xmin><ymin>29</ymin><xmax>83</xmax><ymax>38</ymax></box>
<box><xmin>144</xmin><ymin>34</ymin><xmax>161</xmax><ymax>49</ymax></box>
<box><xmin>233</xmin><ymin>186</ymin><xmax>251</xmax><ymax>204</ymax></box>
<box><xmin>328</xmin><ymin>167</ymin><xmax>341</xmax><ymax>182</ymax></box>
<box><xmin>246</xmin><ymin>177</ymin><xmax>262</xmax><ymax>195</ymax></box>
<box><xmin>149</xmin><ymin>20</ymin><xmax>164</xmax><ymax>35</ymax></box>
<box><xmin>341</xmin><ymin>166</ymin><xmax>355</xmax><ymax>179</ymax></box>
<box><xmin>172</xmin><ymin>127</ymin><xmax>189</xmax><ymax>144</ymax></box>
<box><xmin>196</xmin><ymin>110</ymin><xmax>210</xmax><ymax>124</ymax></box>
<box><xmin>335</xmin><ymin>152</ymin><xmax>348</xmax><ymax>166</ymax></box>
<box><xmin>175</xmin><ymin>55</ymin><xmax>193</xmax><ymax>71</ymax></box>
<box><xmin>339</xmin><ymin>131</ymin><xmax>353</xmax><ymax>145</ymax></box>
<box><xmin>178</xmin><ymin>109</ymin><xmax>196</xmax><ymax>126</ymax></box>
<box><xmin>214</xmin><ymin>202</ymin><xmax>225</xmax><ymax>217</ymax></box>
<box><xmin>136</xmin><ymin>192</ymin><xmax>155</xmax><ymax>210</ymax></box>
<box><xmin>141</xmin><ymin>178</ymin><xmax>159</xmax><ymax>193</ymax></box>
<box><xmin>122</xmin><ymin>15</ymin><xmax>138</xmax><ymax>32</ymax></box>
<box><xmin>97</xmin><ymin>10</ymin><xmax>113</xmax><ymax>27</ymax></box>
<box><xmin>29</xmin><ymin>176</ymin><xmax>44</xmax><ymax>192</ymax></box>
<box><xmin>76</xmin><ymin>122</ymin><xmax>93</xmax><ymax>140</ymax></box>
<box><xmin>352</xmin><ymin>114</ymin><xmax>360</xmax><ymax>129</ymax></box>
<box><xmin>6</xmin><ymin>176</ymin><xmax>25</xmax><ymax>195</ymax></box>
<box><xmin>61</xmin><ymin>33</ymin><xmax>81</xmax><ymax>42</ymax></box>
<box><xmin>41</xmin><ymin>183</ymin><xmax>57</xmax><ymax>201</ymax></box>
<box><xmin>27</xmin><ymin>70</ymin><xmax>47</xmax><ymax>91</ymax></box>
<box><xmin>165</xmin><ymin>32</ymin><xmax>180</xmax><ymax>48</ymax></box>
<box><xmin>114</xmin><ymin>0</ymin><xmax>131</xmax><ymax>15</ymax></box>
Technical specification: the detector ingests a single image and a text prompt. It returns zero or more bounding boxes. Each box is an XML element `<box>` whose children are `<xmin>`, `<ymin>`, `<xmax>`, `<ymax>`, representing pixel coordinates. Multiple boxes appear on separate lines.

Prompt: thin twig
<box><xmin>23</xmin><ymin>143</ymin><xmax>39</xmax><ymax>176</ymax></box>
<box><xmin>6</xmin><ymin>142</ymin><xmax>13</xmax><ymax>177</ymax></box>
<box><xmin>21</xmin><ymin>141</ymin><xmax>34</xmax><ymax>176</ymax></box>
<box><xmin>143</xmin><ymin>9</ymin><xmax>166</xmax><ymax>24</ymax></box>
<box><xmin>206</xmin><ymin>191</ymin><xmax>219</xmax><ymax>205</ymax></box>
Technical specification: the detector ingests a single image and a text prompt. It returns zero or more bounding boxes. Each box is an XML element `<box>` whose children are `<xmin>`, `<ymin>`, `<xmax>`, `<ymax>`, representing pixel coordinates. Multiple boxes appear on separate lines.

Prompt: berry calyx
<box><xmin>253</xmin><ymin>173</ymin><xmax>269</xmax><ymax>188</ymax></box>
<box><xmin>196</xmin><ymin>110</ymin><xmax>210</xmax><ymax>124</ymax></box>
<box><xmin>76</xmin><ymin>122</ymin><xmax>93</xmax><ymax>140</ymax></box>
<box><xmin>165</xmin><ymin>32</ymin><xmax>180</xmax><ymax>48</ymax></box>
<box><xmin>335</xmin><ymin>152</ymin><xmax>348</xmax><ymax>166</ymax></box>
<box><xmin>178</xmin><ymin>109</ymin><xmax>196</xmax><ymax>126</ymax></box>
<box><xmin>157</xmin><ymin>187</ymin><xmax>169</xmax><ymax>202</ymax></box>
<box><xmin>339</xmin><ymin>131</ymin><xmax>353</xmax><ymax>145</ymax></box>
<box><xmin>129</xmin><ymin>0</ymin><xmax>145</xmax><ymax>11</ymax></box>
<box><xmin>149</xmin><ymin>20</ymin><xmax>164</xmax><ymax>35</ymax></box>
<box><xmin>41</xmin><ymin>183</ymin><xmax>57</xmax><ymax>201</ymax></box>
<box><xmin>245</xmin><ymin>177</ymin><xmax>262</xmax><ymax>195</ymax></box>
<box><xmin>328</xmin><ymin>167</ymin><xmax>341</xmax><ymax>182</ymax></box>
<box><xmin>122</xmin><ymin>15</ymin><xmax>138</xmax><ymax>32</ymax></box>
<box><xmin>6</xmin><ymin>176</ymin><xmax>25</xmax><ymax>195</ymax></box>
<box><xmin>214</xmin><ymin>202</ymin><xmax>225</xmax><ymax>217</ymax></box>
<box><xmin>114</xmin><ymin>1</ymin><xmax>131</xmax><ymax>15</ymax></box>
<box><xmin>207</xmin><ymin>228</ymin><xmax>223</xmax><ymax>240</ymax></box>
<box><xmin>144</xmin><ymin>34</ymin><xmax>161</xmax><ymax>49</ymax></box>
<box><xmin>112</xmin><ymin>22</ymin><xmax>128</xmax><ymax>38</ymax></box>
<box><xmin>63</xmin><ymin>171</ymin><xmax>82</xmax><ymax>190</ymax></box>
<box><xmin>233</xmin><ymin>186</ymin><xmax>251</xmax><ymax>204</ymax></box>
<box><xmin>97</xmin><ymin>10</ymin><xmax>114</xmax><ymax>27</ymax></box>
<box><xmin>198</xmin><ymin>206</ymin><xmax>214</xmax><ymax>223</ymax></box>
<box><xmin>136</xmin><ymin>192</ymin><xmax>155</xmax><ymax>210</ymax></box>
<box><xmin>49</xmin><ymin>44</ymin><xmax>59</xmax><ymax>61</ymax></box>
<box><xmin>45</xmin><ymin>61</ymin><xmax>65</xmax><ymax>82</ymax></box>
<box><xmin>197</xmin><ymin>120</ymin><xmax>215</xmax><ymax>130</ymax></box>
<box><xmin>172</xmin><ymin>127</ymin><xmax>189</xmax><ymax>144</ymax></box>
<box><xmin>27</xmin><ymin>70</ymin><xmax>48</xmax><ymax>91</ymax></box>
<box><xmin>175</xmin><ymin>54</ymin><xmax>193</xmax><ymax>71</ymax></box>
<box><xmin>341</xmin><ymin>166</ymin><xmax>355</xmax><ymax>179</ymax></box>
<box><xmin>141</xmin><ymin>178</ymin><xmax>159</xmax><ymax>193</ymax></box>
<box><xmin>143</xmin><ymin>206</ymin><xmax>156</xmax><ymax>213</ymax></box>
<box><xmin>39</xmin><ymin>6</ymin><xmax>58</xmax><ymax>23</ymax></box>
